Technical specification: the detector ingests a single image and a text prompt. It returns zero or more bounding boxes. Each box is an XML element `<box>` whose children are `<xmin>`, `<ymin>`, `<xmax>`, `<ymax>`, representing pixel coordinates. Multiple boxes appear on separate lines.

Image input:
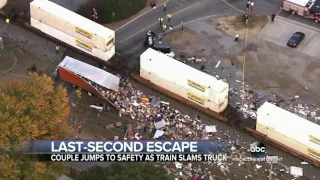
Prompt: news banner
<box><xmin>27</xmin><ymin>140</ymin><xmax>230</xmax><ymax>162</ymax></box>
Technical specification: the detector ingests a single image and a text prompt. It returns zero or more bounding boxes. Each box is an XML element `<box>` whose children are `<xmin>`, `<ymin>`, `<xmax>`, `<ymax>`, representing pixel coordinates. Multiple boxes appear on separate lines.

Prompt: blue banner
<box><xmin>27</xmin><ymin>140</ymin><xmax>231</xmax><ymax>153</ymax></box>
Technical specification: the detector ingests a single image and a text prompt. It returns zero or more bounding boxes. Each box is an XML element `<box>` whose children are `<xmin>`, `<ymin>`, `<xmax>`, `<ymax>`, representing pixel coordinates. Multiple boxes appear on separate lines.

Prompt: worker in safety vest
<box><xmin>56</xmin><ymin>45</ymin><xmax>60</xmax><ymax>54</ymax></box>
<box><xmin>159</xmin><ymin>17</ymin><xmax>163</xmax><ymax>27</ymax></box>
<box><xmin>167</xmin><ymin>14</ymin><xmax>172</xmax><ymax>22</ymax></box>
<box><xmin>76</xmin><ymin>89</ymin><xmax>82</xmax><ymax>99</ymax></box>
<box><xmin>5</xmin><ymin>18</ymin><xmax>9</xmax><ymax>24</ymax></box>
<box><xmin>162</xmin><ymin>24</ymin><xmax>167</xmax><ymax>32</ymax></box>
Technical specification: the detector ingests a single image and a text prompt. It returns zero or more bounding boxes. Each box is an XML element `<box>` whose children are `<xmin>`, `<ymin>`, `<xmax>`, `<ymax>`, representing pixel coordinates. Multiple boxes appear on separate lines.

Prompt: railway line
<box><xmin>1</xmin><ymin>0</ymin><xmax>319</xmax><ymax>170</ymax></box>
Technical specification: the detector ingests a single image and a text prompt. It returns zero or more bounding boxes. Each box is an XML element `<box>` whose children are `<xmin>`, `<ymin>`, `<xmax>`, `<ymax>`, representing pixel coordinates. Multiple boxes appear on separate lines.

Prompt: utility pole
<box><xmin>112</xmin><ymin>12</ymin><xmax>115</xmax><ymax>23</ymax></box>
<box><xmin>129</xmin><ymin>1</ymin><xmax>132</xmax><ymax>15</ymax></box>
<box><xmin>169</xmin><ymin>25</ymin><xmax>173</xmax><ymax>41</ymax></box>
<box><xmin>269</xmin><ymin>162</ymin><xmax>273</xmax><ymax>180</ymax></box>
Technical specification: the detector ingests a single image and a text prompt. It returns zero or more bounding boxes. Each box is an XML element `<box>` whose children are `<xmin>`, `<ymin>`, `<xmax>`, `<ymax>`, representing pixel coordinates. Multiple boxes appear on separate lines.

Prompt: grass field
<box><xmin>78</xmin><ymin>0</ymin><xmax>147</xmax><ymax>24</ymax></box>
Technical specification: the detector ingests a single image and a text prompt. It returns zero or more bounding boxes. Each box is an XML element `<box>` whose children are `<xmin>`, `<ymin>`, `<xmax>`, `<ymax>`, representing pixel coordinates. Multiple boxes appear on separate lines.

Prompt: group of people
<box><xmin>246</xmin><ymin>0</ymin><xmax>255</xmax><ymax>12</ymax></box>
<box><xmin>158</xmin><ymin>2</ymin><xmax>174</xmax><ymax>33</ymax></box>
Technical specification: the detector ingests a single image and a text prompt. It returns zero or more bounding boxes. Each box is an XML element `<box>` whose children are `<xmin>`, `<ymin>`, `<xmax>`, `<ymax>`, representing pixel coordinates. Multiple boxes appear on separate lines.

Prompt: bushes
<box><xmin>98</xmin><ymin>0</ymin><xmax>147</xmax><ymax>23</ymax></box>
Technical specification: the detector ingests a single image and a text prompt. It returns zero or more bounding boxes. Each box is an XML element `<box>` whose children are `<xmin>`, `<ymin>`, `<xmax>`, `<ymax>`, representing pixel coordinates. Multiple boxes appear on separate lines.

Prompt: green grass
<box><xmin>98</xmin><ymin>0</ymin><xmax>147</xmax><ymax>23</ymax></box>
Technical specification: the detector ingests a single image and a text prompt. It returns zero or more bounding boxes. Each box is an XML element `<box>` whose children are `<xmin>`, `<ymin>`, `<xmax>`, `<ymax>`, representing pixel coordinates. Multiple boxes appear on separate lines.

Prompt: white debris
<box><xmin>215</xmin><ymin>61</ymin><xmax>221</xmax><ymax>68</ymax></box>
<box><xmin>290</xmin><ymin>166</ymin><xmax>303</xmax><ymax>177</ymax></box>
<box><xmin>255</xmin><ymin>164</ymin><xmax>262</xmax><ymax>169</ymax></box>
<box><xmin>175</xmin><ymin>162</ymin><xmax>183</xmax><ymax>169</ymax></box>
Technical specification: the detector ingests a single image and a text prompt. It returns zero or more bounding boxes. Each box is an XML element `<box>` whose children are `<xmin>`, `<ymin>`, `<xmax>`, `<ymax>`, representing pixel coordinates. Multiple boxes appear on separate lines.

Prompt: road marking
<box><xmin>119</xmin><ymin>1</ymin><xmax>201</xmax><ymax>43</ymax></box>
<box><xmin>116</xmin><ymin>0</ymin><xmax>170</xmax><ymax>31</ymax></box>
<box><xmin>277</xmin><ymin>9</ymin><xmax>282</xmax><ymax>15</ymax></box>
<box><xmin>288</xmin><ymin>14</ymin><xmax>293</xmax><ymax>19</ymax></box>
<box><xmin>171</xmin><ymin>13</ymin><xmax>229</xmax><ymax>30</ymax></box>
<box><xmin>222</xmin><ymin>0</ymin><xmax>246</xmax><ymax>13</ymax></box>
<box><xmin>115</xmin><ymin>13</ymin><xmax>228</xmax><ymax>55</ymax></box>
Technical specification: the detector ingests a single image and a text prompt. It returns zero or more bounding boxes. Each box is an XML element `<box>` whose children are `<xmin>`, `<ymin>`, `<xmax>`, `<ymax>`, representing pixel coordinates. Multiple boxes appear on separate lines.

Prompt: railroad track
<box><xmin>1</xmin><ymin>10</ymin><xmax>319</xmax><ymax>168</ymax></box>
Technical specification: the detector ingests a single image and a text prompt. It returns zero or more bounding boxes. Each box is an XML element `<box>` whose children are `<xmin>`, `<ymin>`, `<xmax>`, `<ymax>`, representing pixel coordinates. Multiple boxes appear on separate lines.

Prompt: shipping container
<box><xmin>140</xmin><ymin>48</ymin><xmax>228</xmax><ymax>113</ymax></box>
<box><xmin>140</xmin><ymin>48</ymin><xmax>229</xmax><ymax>105</ymax></box>
<box><xmin>57</xmin><ymin>56</ymin><xmax>120</xmax><ymax>106</ymax></box>
<box><xmin>31</xmin><ymin>18</ymin><xmax>115</xmax><ymax>62</ymax></box>
<box><xmin>140</xmin><ymin>69</ymin><xmax>228</xmax><ymax>113</ymax></box>
<box><xmin>256</xmin><ymin>102</ymin><xmax>320</xmax><ymax>160</ymax></box>
<box><xmin>30</xmin><ymin>0</ymin><xmax>115</xmax><ymax>51</ymax></box>
<box><xmin>0</xmin><ymin>0</ymin><xmax>7</xmax><ymax>9</ymax></box>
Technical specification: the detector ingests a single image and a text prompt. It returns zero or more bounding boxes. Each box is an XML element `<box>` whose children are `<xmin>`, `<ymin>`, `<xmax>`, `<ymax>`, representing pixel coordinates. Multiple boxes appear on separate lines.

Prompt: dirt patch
<box><xmin>212</xmin><ymin>15</ymin><xmax>269</xmax><ymax>38</ymax></box>
<box><xmin>0</xmin><ymin>45</ymin><xmax>58</xmax><ymax>83</ymax></box>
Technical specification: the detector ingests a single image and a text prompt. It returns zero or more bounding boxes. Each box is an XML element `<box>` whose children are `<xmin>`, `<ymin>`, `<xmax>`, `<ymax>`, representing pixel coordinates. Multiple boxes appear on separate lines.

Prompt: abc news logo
<box><xmin>250</xmin><ymin>142</ymin><xmax>266</xmax><ymax>158</ymax></box>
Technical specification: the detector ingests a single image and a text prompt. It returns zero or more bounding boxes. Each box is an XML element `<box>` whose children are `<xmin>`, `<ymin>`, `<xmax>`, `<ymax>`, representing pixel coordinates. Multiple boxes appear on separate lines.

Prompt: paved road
<box><xmin>115</xmin><ymin>0</ymin><xmax>282</xmax><ymax>65</ymax></box>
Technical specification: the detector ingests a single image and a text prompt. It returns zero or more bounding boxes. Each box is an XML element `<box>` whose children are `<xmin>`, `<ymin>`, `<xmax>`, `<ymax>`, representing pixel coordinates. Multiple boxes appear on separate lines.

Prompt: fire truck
<box><xmin>282</xmin><ymin>0</ymin><xmax>320</xmax><ymax>22</ymax></box>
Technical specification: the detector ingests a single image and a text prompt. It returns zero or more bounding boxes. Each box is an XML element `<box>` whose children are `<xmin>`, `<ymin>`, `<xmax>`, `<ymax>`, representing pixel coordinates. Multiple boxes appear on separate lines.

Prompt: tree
<box><xmin>0</xmin><ymin>73</ymin><xmax>71</xmax><ymax>180</ymax></box>
<box><xmin>79</xmin><ymin>163</ymin><xmax>170</xmax><ymax>180</ymax></box>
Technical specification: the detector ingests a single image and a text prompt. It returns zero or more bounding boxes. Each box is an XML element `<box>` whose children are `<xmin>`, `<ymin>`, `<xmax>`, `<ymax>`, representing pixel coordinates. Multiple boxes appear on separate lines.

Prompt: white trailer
<box><xmin>31</xmin><ymin>18</ymin><xmax>115</xmax><ymax>62</ymax></box>
<box><xmin>257</xmin><ymin>102</ymin><xmax>320</xmax><ymax>161</ymax></box>
<box><xmin>30</xmin><ymin>0</ymin><xmax>115</xmax><ymax>52</ymax></box>
<box><xmin>140</xmin><ymin>48</ymin><xmax>229</xmax><ymax>113</ymax></box>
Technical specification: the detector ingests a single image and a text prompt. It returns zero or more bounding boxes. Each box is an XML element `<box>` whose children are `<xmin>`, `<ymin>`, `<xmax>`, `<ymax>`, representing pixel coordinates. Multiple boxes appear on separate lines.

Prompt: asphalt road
<box><xmin>115</xmin><ymin>0</ymin><xmax>282</xmax><ymax>65</ymax></box>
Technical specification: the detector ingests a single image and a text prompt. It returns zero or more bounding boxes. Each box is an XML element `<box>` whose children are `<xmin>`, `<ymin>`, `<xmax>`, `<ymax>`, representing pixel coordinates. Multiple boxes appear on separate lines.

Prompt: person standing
<box><xmin>271</xmin><ymin>14</ymin><xmax>275</xmax><ymax>23</ymax></box>
<box><xmin>234</xmin><ymin>33</ymin><xmax>239</xmax><ymax>42</ymax></box>
<box><xmin>181</xmin><ymin>21</ymin><xmax>184</xmax><ymax>32</ymax></box>
<box><xmin>246</xmin><ymin>0</ymin><xmax>251</xmax><ymax>12</ymax></box>
<box><xmin>159</xmin><ymin>17</ymin><xmax>163</xmax><ymax>27</ymax></box>
<box><xmin>162</xmin><ymin>24</ymin><xmax>167</xmax><ymax>32</ymax></box>
<box><xmin>167</xmin><ymin>13</ymin><xmax>172</xmax><ymax>22</ymax></box>
<box><xmin>163</xmin><ymin>2</ymin><xmax>167</xmax><ymax>11</ymax></box>
<box><xmin>56</xmin><ymin>45</ymin><xmax>60</xmax><ymax>54</ymax></box>
<box><xmin>250</xmin><ymin>1</ymin><xmax>254</xmax><ymax>12</ymax></box>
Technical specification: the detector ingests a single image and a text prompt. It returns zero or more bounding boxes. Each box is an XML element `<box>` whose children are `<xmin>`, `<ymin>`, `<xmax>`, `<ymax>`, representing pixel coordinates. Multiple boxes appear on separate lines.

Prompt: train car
<box><xmin>140</xmin><ymin>48</ymin><xmax>229</xmax><ymax>113</ymax></box>
<box><xmin>31</xmin><ymin>18</ymin><xmax>115</xmax><ymax>62</ymax></box>
<box><xmin>256</xmin><ymin>102</ymin><xmax>320</xmax><ymax>162</ymax></box>
<box><xmin>57</xmin><ymin>56</ymin><xmax>120</xmax><ymax>105</ymax></box>
<box><xmin>30</xmin><ymin>0</ymin><xmax>115</xmax><ymax>51</ymax></box>
<box><xmin>0</xmin><ymin>0</ymin><xmax>6</xmax><ymax>9</ymax></box>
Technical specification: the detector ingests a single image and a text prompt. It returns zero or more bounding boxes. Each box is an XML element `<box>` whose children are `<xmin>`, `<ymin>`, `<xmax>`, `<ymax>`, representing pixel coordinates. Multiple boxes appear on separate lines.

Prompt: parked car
<box><xmin>287</xmin><ymin>32</ymin><xmax>305</xmax><ymax>47</ymax></box>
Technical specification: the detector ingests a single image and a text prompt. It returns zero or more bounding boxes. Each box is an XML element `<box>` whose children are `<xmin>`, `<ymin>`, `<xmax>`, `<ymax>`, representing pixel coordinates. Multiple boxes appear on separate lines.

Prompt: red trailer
<box><xmin>56</xmin><ymin>56</ymin><xmax>120</xmax><ymax>107</ymax></box>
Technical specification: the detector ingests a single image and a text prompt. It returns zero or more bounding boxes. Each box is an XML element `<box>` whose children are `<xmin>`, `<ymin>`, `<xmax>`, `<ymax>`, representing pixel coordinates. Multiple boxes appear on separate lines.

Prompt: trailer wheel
<box><xmin>291</xmin><ymin>11</ymin><xmax>296</xmax><ymax>15</ymax></box>
<box><xmin>315</xmin><ymin>19</ymin><xmax>319</xmax><ymax>23</ymax></box>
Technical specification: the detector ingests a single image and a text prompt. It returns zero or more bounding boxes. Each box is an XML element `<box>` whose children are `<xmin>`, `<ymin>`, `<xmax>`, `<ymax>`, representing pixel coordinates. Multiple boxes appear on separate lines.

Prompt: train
<box><xmin>0</xmin><ymin>0</ymin><xmax>115</xmax><ymax>62</ymax></box>
<box><xmin>255</xmin><ymin>102</ymin><xmax>320</xmax><ymax>166</ymax></box>
<box><xmin>140</xmin><ymin>48</ymin><xmax>229</xmax><ymax>113</ymax></box>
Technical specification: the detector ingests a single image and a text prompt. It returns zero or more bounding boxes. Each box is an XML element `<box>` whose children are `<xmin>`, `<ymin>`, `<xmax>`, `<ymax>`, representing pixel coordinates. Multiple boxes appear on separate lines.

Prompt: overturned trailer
<box><xmin>56</xmin><ymin>56</ymin><xmax>120</xmax><ymax>108</ymax></box>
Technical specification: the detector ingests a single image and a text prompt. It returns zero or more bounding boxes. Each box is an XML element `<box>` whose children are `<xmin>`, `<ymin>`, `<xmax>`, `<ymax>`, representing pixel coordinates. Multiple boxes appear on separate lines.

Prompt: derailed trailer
<box><xmin>247</xmin><ymin>102</ymin><xmax>320</xmax><ymax>167</ymax></box>
<box><xmin>131</xmin><ymin>48</ymin><xmax>229</xmax><ymax>121</ymax></box>
<box><xmin>56</xmin><ymin>56</ymin><xmax>120</xmax><ymax>108</ymax></box>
